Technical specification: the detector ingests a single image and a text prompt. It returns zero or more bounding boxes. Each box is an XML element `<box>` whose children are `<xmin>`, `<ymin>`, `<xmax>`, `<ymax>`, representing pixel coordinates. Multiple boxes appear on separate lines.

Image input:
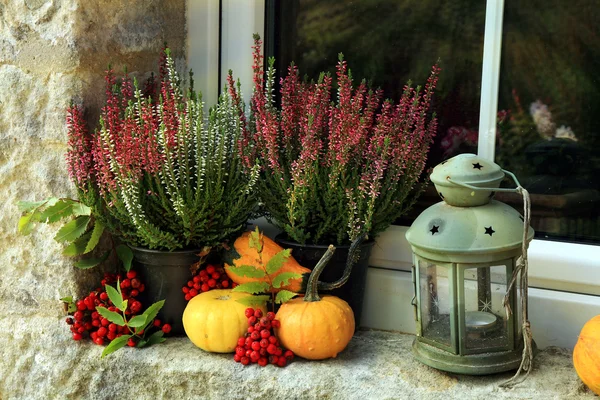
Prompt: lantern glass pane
<box><xmin>419</xmin><ymin>261</ymin><xmax>452</xmax><ymax>347</ymax></box>
<box><xmin>462</xmin><ymin>265</ymin><xmax>510</xmax><ymax>351</ymax></box>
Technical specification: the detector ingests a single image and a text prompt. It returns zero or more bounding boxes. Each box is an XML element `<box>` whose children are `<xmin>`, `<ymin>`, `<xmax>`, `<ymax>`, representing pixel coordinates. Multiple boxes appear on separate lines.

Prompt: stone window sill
<box><xmin>3</xmin><ymin>319</ymin><xmax>593</xmax><ymax>399</ymax></box>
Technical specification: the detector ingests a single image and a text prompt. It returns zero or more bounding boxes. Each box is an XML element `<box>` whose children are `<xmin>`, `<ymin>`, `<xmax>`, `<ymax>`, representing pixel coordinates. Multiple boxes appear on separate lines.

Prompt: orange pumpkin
<box><xmin>224</xmin><ymin>231</ymin><xmax>312</xmax><ymax>292</ymax></box>
<box><xmin>574</xmin><ymin>315</ymin><xmax>600</xmax><ymax>395</ymax></box>
<box><xmin>275</xmin><ymin>239</ymin><xmax>363</xmax><ymax>360</ymax></box>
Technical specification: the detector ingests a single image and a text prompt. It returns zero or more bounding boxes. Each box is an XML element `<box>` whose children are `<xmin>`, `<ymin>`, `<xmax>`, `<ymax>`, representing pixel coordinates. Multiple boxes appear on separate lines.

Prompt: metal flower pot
<box><xmin>130</xmin><ymin>246</ymin><xmax>200</xmax><ymax>335</ymax></box>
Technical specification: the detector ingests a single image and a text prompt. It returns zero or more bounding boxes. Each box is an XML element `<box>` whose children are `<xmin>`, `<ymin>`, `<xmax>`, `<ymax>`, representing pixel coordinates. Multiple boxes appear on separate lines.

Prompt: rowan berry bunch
<box><xmin>182</xmin><ymin>264</ymin><xmax>237</xmax><ymax>301</ymax></box>
<box><xmin>233</xmin><ymin>308</ymin><xmax>294</xmax><ymax>367</ymax></box>
<box><xmin>63</xmin><ymin>270</ymin><xmax>169</xmax><ymax>357</ymax></box>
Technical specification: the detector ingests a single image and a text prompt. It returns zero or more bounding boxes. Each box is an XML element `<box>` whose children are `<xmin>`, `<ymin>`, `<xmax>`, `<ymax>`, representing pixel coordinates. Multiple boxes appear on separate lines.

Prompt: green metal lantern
<box><xmin>405</xmin><ymin>153</ymin><xmax>535</xmax><ymax>375</ymax></box>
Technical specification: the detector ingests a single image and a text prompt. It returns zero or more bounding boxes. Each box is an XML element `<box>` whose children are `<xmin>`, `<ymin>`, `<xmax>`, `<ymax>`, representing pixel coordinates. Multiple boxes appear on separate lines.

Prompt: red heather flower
<box><xmin>65</xmin><ymin>105</ymin><xmax>92</xmax><ymax>189</ymax></box>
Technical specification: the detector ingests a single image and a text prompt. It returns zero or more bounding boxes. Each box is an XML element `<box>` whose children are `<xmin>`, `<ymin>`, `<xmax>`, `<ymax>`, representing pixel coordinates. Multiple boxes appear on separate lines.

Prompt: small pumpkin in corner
<box><xmin>182</xmin><ymin>289</ymin><xmax>267</xmax><ymax>353</ymax></box>
<box><xmin>275</xmin><ymin>236</ymin><xmax>364</xmax><ymax>360</ymax></box>
<box><xmin>573</xmin><ymin>315</ymin><xmax>600</xmax><ymax>395</ymax></box>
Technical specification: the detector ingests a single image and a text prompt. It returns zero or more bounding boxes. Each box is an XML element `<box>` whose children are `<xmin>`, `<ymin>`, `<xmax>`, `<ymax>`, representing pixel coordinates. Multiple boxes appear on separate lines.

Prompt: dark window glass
<box><xmin>495</xmin><ymin>1</ymin><xmax>600</xmax><ymax>243</ymax></box>
<box><xmin>266</xmin><ymin>0</ymin><xmax>600</xmax><ymax>243</ymax></box>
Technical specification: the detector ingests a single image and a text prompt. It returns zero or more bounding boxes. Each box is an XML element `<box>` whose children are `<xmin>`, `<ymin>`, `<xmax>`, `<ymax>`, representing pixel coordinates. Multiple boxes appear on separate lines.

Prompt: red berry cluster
<box><xmin>182</xmin><ymin>264</ymin><xmax>237</xmax><ymax>301</ymax></box>
<box><xmin>233</xmin><ymin>308</ymin><xmax>294</xmax><ymax>367</ymax></box>
<box><xmin>65</xmin><ymin>270</ymin><xmax>171</xmax><ymax>346</ymax></box>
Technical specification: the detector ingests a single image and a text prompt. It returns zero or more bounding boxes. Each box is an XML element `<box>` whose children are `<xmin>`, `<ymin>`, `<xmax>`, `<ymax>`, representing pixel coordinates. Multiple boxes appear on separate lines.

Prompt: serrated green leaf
<box><xmin>248</xmin><ymin>227</ymin><xmax>263</xmax><ymax>252</ymax></box>
<box><xmin>236</xmin><ymin>295</ymin><xmax>270</xmax><ymax>307</ymax></box>
<box><xmin>61</xmin><ymin>296</ymin><xmax>76</xmax><ymax>313</ymax></box>
<box><xmin>84</xmin><ymin>220</ymin><xmax>104</xmax><ymax>253</ymax></box>
<box><xmin>232</xmin><ymin>281</ymin><xmax>270</xmax><ymax>294</ymax></box>
<box><xmin>73</xmin><ymin>250</ymin><xmax>110</xmax><ymax>269</ymax></box>
<box><xmin>137</xmin><ymin>300</ymin><xmax>165</xmax><ymax>333</ymax></box>
<box><xmin>266</xmin><ymin>248</ymin><xmax>291</xmax><ymax>275</ymax></box>
<box><xmin>275</xmin><ymin>290</ymin><xmax>298</xmax><ymax>304</ymax></box>
<box><xmin>106</xmin><ymin>284</ymin><xmax>125</xmax><ymax>312</ymax></box>
<box><xmin>272</xmin><ymin>272</ymin><xmax>302</xmax><ymax>289</ymax></box>
<box><xmin>39</xmin><ymin>200</ymin><xmax>74</xmax><ymax>223</ymax></box>
<box><xmin>54</xmin><ymin>215</ymin><xmax>90</xmax><ymax>242</ymax></box>
<box><xmin>96</xmin><ymin>307</ymin><xmax>126</xmax><ymax>326</ymax></box>
<box><xmin>227</xmin><ymin>264</ymin><xmax>266</xmax><ymax>278</ymax></box>
<box><xmin>101</xmin><ymin>334</ymin><xmax>131</xmax><ymax>358</ymax></box>
<box><xmin>63</xmin><ymin>231</ymin><xmax>92</xmax><ymax>256</ymax></box>
<box><xmin>144</xmin><ymin>330</ymin><xmax>166</xmax><ymax>347</ymax></box>
<box><xmin>17</xmin><ymin>212</ymin><xmax>42</xmax><ymax>235</ymax></box>
<box><xmin>116</xmin><ymin>244</ymin><xmax>133</xmax><ymax>272</ymax></box>
<box><xmin>127</xmin><ymin>315</ymin><xmax>146</xmax><ymax>328</ymax></box>
<box><xmin>71</xmin><ymin>202</ymin><xmax>92</xmax><ymax>216</ymax></box>
<box><xmin>17</xmin><ymin>197</ymin><xmax>58</xmax><ymax>212</ymax></box>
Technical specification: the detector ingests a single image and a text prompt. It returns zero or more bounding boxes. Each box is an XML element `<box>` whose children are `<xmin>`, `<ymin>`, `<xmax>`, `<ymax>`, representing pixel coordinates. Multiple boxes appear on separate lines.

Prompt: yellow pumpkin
<box><xmin>574</xmin><ymin>315</ymin><xmax>600</xmax><ymax>395</ymax></box>
<box><xmin>182</xmin><ymin>289</ymin><xmax>267</xmax><ymax>353</ymax></box>
<box><xmin>275</xmin><ymin>244</ymin><xmax>357</xmax><ymax>360</ymax></box>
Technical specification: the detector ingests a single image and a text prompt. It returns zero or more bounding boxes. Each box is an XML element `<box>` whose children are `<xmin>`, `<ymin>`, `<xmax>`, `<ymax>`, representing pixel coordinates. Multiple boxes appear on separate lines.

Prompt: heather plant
<box><xmin>229</xmin><ymin>35</ymin><xmax>439</xmax><ymax>245</ymax></box>
<box><xmin>19</xmin><ymin>49</ymin><xmax>259</xmax><ymax>258</ymax></box>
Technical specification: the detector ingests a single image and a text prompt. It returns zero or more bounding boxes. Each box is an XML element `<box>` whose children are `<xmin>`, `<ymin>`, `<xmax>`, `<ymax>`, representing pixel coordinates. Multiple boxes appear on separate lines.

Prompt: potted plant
<box><xmin>228</xmin><ymin>35</ymin><xmax>439</xmax><ymax>325</ymax></box>
<box><xmin>64</xmin><ymin>49</ymin><xmax>259</xmax><ymax>333</ymax></box>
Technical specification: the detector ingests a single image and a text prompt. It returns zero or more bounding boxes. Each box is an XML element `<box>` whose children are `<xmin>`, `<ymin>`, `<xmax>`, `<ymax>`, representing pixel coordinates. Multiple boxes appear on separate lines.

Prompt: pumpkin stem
<box><xmin>304</xmin><ymin>245</ymin><xmax>336</xmax><ymax>302</ymax></box>
<box><xmin>317</xmin><ymin>233</ymin><xmax>367</xmax><ymax>291</ymax></box>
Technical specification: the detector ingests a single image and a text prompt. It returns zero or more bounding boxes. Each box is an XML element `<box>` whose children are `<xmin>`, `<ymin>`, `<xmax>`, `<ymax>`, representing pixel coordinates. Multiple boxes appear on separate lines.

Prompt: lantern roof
<box><xmin>430</xmin><ymin>153</ymin><xmax>505</xmax><ymax>207</ymax></box>
<box><xmin>405</xmin><ymin>200</ymin><xmax>534</xmax><ymax>263</ymax></box>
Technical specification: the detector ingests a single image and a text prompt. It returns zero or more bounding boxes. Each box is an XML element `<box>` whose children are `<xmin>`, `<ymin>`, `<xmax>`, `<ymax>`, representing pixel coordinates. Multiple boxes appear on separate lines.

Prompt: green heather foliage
<box><xmin>229</xmin><ymin>36</ymin><xmax>439</xmax><ymax>246</ymax></box>
<box><xmin>66</xmin><ymin>50</ymin><xmax>259</xmax><ymax>251</ymax></box>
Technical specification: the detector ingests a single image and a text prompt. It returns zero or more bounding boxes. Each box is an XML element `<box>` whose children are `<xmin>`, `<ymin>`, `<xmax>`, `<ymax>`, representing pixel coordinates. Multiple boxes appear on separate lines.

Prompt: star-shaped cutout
<box><xmin>484</xmin><ymin>226</ymin><xmax>495</xmax><ymax>236</ymax></box>
<box><xmin>473</xmin><ymin>162</ymin><xmax>483</xmax><ymax>170</ymax></box>
<box><xmin>430</xmin><ymin>225</ymin><xmax>440</xmax><ymax>235</ymax></box>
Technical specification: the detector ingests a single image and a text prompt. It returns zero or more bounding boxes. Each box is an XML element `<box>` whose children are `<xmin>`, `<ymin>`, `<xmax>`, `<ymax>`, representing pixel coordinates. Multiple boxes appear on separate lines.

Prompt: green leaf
<box><xmin>39</xmin><ymin>199</ymin><xmax>75</xmax><ymax>223</ymax></box>
<box><xmin>96</xmin><ymin>306</ymin><xmax>126</xmax><ymax>326</ymax></box>
<box><xmin>144</xmin><ymin>330</ymin><xmax>166</xmax><ymax>347</ymax></box>
<box><xmin>54</xmin><ymin>215</ymin><xmax>90</xmax><ymax>242</ymax></box>
<box><xmin>73</xmin><ymin>250</ymin><xmax>110</xmax><ymax>269</ymax></box>
<box><xmin>272</xmin><ymin>272</ymin><xmax>302</xmax><ymax>289</ymax></box>
<box><xmin>275</xmin><ymin>290</ymin><xmax>298</xmax><ymax>304</ymax></box>
<box><xmin>84</xmin><ymin>221</ymin><xmax>105</xmax><ymax>253</ymax></box>
<box><xmin>106</xmin><ymin>284</ymin><xmax>125</xmax><ymax>312</ymax></box>
<box><xmin>137</xmin><ymin>300</ymin><xmax>165</xmax><ymax>333</ymax></box>
<box><xmin>248</xmin><ymin>227</ymin><xmax>263</xmax><ymax>252</ymax></box>
<box><xmin>61</xmin><ymin>296</ymin><xmax>76</xmax><ymax>313</ymax></box>
<box><xmin>63</xmin><ymin>231</ymin><xmax>92</xmax><ymax>256</ymax></box>
<box><xmin>232</xmin><ymin>281</ymin><xmax>270</xmax><ymax>295</ymax></box>
<box><xmin>236</xmin><ymin>294</ymin><xmax>270</xmax><ymax>307</ymax></box>
<box><xmin>265</xmin><ymin>248</ymin><xmax>291</xmax><ymax>275</ymax></box>
<box><xmin>18</xmin><ymin>212</ymin><xmax>42</xmax><ymax>235</ymax></box>
<box><xmin>227</xmin><ymin>264</ymin><xmax>266</xmax><ymax>278</ymax></box>
<box><xmin>127</xmin><ymin>315</ymin><xmax>146</xmax><ymax>328</ymax></box>
<box><xmin>116</xmin><ymin>244</ymin><xmax>133</xmax><ymax>272</ymax></box>
<box><xmin>17</xmin><ymin>197</ymin><xmax>58</xmax><ymax>212</ymax></box>
<box><xmin>135</xmin><ymin>339</ymin><xmax>147</xmax><ymax>348</ymax></box>
<box><xmin>101</xmin><ymin>334</ymin><xmax>131</xmax><ymax>358</ymax></box>
<box><xmin>71</xmin><ymin>202</ymin><xmax>92</xmax><ymax>216</ymax></box>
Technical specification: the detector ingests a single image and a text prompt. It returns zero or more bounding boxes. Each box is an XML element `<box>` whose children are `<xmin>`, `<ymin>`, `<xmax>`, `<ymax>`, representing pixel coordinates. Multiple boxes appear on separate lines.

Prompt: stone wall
<box><xmin>0</xmin><ymin>1</ymin><xmax>186</xmax><ymax>396</ymax></box>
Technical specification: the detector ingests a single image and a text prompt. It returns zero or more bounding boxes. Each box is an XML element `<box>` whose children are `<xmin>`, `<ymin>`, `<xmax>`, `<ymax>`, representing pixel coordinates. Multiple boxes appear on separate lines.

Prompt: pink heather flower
<box><xmin>65</xmin><ymin>105</ymin><xmax>93</xmax><ymax>189</ymax></box>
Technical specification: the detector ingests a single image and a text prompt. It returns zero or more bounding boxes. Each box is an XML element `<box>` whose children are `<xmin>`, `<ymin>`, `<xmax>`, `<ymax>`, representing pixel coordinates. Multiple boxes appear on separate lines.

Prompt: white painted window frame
<box><xmin>189</xmin><ymin>0</ymin><xmax>600</xmax><ymax>349</ymax></box>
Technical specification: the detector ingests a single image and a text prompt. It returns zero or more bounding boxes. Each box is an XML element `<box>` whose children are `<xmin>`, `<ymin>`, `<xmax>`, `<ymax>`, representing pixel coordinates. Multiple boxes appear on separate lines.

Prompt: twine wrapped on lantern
<box><xmin>406</xmin><ymin>153</ymin><xmax>535</xmax><ymax>384</ymax></box>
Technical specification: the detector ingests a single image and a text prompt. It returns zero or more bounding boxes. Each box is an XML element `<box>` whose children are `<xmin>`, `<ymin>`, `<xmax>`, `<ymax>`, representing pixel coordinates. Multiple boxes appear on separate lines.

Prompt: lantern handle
<box><xmin>446</xmin><ymin>169</ymin><xmax>522</xmax><ymax>193</ymax></box>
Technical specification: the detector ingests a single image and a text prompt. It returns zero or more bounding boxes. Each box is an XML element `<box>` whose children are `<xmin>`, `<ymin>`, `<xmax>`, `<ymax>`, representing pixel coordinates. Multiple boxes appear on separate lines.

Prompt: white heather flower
<box><xmin>530</xmin><ymin>100</ymin><xmax>555</xmax><ymax>140</ymax></box>
<box><xmin>555</xmin><ymin>125</ymin><xmax>578</xmax><ymax>141</ymax></box>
